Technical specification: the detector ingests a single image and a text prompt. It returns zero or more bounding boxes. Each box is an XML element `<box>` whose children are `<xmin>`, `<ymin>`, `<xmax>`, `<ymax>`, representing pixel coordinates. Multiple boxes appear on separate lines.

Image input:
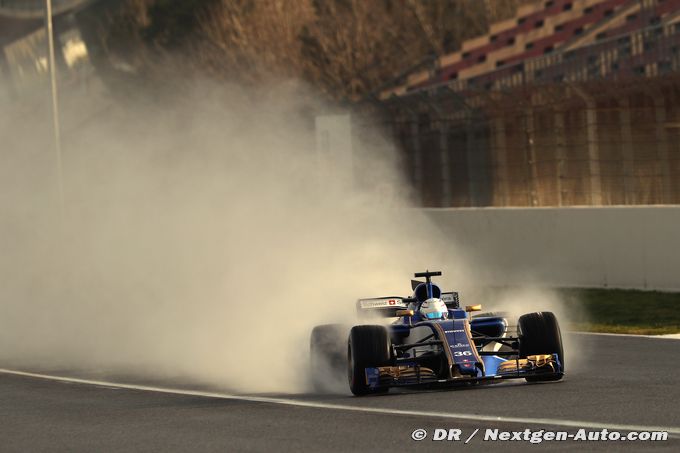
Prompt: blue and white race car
<box><xmin>310</xmin><ymin>271</ymin><xmax>564</xmax><ymax>396</ymax></box>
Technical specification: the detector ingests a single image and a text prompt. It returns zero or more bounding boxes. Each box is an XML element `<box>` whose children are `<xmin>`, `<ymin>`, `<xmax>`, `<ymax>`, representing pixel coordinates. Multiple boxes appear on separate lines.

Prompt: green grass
<box><xmin>557</xmin><ymin>288</ymin><xmax>680</xmax><ymax>335</ymax></box>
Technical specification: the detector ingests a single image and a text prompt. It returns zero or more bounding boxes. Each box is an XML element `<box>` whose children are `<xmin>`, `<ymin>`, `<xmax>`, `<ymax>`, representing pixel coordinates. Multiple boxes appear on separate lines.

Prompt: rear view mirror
<box><xmin>396</xmin><ymin>309</ymin><xmax>415</xmax><ymax>317</ymax></box>
<box><xmin>465</xmin><ymin>304</ymin><xmax>482</xmax><ymax>312</ymax></box>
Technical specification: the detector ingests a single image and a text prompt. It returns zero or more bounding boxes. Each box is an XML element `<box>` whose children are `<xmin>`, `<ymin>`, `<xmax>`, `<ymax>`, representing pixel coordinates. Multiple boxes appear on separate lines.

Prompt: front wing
<box><xmin>365</xmin><ymin>354</ymin><xmax>563</xmax><ymax>389</ymax></box>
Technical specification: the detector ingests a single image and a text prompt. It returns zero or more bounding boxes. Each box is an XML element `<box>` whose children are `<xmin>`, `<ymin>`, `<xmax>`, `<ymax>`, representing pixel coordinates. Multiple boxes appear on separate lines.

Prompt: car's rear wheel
<box><xmin>310</xmin><ymin>324</ymin><xmax>347</xmax><ymax>392</ymax></box>
<box><xmin>348</xmin><ymin>325</ymin><xmax>392</xmax><ymax>396</ymax></box>
<box><xmin>518</xmin><ymin>311</ymin><xmax>564</xmax><ymax>382</ymax></box>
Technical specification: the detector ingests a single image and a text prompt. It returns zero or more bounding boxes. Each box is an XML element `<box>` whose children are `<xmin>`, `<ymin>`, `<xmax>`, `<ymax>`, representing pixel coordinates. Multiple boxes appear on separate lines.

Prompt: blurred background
<box><xmin>3</xmin><ymin>0</ymin><xmax>680</xmax><ymax>207</ymax></box>
<box><xmin>1</xmin><ymin>1</ymin><xmax>679</xmax><ymax>340</ymax></box>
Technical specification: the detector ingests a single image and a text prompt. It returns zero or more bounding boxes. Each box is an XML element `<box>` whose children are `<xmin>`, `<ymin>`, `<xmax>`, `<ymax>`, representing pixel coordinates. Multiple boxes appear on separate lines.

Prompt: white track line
<box><xmin>571</xmin><ymin>332</ymin><xmax>680</xmax><ymax>340</ymax></box>
<box><xmin>1</xmin><ymin>368</ymin><xmax>679</xmax><ymax>436</ymax></box>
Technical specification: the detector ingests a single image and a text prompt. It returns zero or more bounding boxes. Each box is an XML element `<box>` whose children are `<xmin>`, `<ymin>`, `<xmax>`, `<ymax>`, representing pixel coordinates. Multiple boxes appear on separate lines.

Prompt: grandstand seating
<box><xmin>381</xmin><ymin>0</ymin><xmax>680</xmax><ymax>98</ymax></box>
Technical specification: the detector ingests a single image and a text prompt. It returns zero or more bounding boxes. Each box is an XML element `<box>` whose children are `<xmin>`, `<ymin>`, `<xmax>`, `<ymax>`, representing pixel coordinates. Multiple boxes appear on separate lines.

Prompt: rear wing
<box><xmin>356</xmin><ymin>297</ymin><xmax>408</xmax><ymax>318</ymax></box>
<box><xmin>357</xmin><ymin>292</ymin><xmax>460</xmax><ymax>317</ymax></box>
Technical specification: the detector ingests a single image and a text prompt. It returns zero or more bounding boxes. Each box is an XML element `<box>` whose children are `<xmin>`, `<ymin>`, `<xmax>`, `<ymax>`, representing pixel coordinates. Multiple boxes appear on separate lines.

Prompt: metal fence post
<box><xmin>524</xmin><ymin>109</ymin><xmax>539</xmax><ymax>206</ymax></box>
<box><xmin>619</xmin><ymin>97</ymin><xmax>637</xmax><ymax>204</ymax></box>
<box><xmin>492</xmin><ymin>116</ymin><xmax>510</xmax><ymax>206</ymax></box>
<box><xmin>439</xmin><ymin>120</ymin><xmax>451</xmax><ymax>207</ymax></box>
<box><xmin>45</xmin><ymin>0</ymin><xmax>66</xmax><ymax>216</ymax></box>
<box><xmin>571</xmin><ymin>85</ymin><xmax>603</xmax><ymax>205</ymax></box>
<box><xmin>554</xmin><ymin>109</ymin><xmax>566</xmax><ymax>206</ymax></box>
<box><xmin>410</xmin><ymin>112</ymin><xmax>424</xmax><ymax>205</ymax></box>
<box><xmin>650</xmin><ymin>93</ymin><xmax>673</xmax><ymax>204</ymax></box>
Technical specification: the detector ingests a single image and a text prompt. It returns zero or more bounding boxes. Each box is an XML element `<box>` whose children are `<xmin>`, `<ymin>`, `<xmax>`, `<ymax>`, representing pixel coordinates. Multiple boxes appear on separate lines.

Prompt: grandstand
<box><xmin>2</xmin><ymin>0</ymin><xmax>678</xmax><ymax>208</ymax></box>
<box><xmin>381</xmin><ymin>0</ymin><xmax>680</xmax><ymax>97</ymax></box>
<box><xmin>373</xmin><ymin>0</ymin><xmax>680</xmax><ymax>208</ymax></box>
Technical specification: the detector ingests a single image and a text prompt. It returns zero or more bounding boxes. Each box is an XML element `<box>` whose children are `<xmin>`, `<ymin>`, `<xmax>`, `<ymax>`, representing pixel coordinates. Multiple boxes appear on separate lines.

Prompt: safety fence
<box><xmin>365</xmin><ymin>22</ymin><xmax>680</xmax><ymax>207</ymax></box>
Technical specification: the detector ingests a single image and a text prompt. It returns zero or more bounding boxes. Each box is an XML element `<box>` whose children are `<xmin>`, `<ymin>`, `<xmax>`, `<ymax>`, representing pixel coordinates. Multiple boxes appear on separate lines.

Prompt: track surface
<box><xmin>1</xmin><ymin>333</ymin><xmax>678</xmax><ymax>452</ymax></box>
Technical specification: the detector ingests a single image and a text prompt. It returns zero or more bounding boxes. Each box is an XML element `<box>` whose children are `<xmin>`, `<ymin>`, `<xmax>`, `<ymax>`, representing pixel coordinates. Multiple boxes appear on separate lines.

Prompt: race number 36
<box><xmin>453</xmin><ymin>351</ymin><xmax>472</xmax><ymax>357</ymax></box>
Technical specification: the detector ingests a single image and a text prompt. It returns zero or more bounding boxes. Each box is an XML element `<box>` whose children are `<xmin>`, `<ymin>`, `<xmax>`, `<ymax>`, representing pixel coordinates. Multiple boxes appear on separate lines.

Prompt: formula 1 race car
<box><xmin>310</xmin><ymin>271</ymin><xmax>564</xmax><ymax>396</ymax></box>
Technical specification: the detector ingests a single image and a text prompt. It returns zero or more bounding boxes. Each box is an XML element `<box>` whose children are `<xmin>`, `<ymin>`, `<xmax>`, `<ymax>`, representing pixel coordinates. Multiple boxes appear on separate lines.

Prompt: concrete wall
<box><xmin>424</xmin><ymin>206</ymin><xmax>680</xmax><ymax>290</ymax></box>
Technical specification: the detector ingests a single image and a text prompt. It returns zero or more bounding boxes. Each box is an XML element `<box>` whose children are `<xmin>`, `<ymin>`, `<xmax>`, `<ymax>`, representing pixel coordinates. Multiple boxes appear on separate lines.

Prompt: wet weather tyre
<box><xmin>518</xmin><ymin>311</ymin><xmax>564</xmax><ymax>382</ymax></box>
<box><xmin>348</xmin><ymin>325</ymin><xmax>392</xmax><ymax>396</ymax></box>
<box><xmin>310</xmin><ymin>324</ymin><xmax>346</xmax><ymax>392</ymax></box>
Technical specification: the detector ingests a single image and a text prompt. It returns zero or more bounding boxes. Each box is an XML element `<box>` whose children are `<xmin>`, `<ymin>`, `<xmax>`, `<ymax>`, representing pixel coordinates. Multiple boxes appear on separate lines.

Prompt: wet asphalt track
<box><xmin>1</xmin><ymin>333</ymin><xmax>678</xmax><ymax>452</ymax></box>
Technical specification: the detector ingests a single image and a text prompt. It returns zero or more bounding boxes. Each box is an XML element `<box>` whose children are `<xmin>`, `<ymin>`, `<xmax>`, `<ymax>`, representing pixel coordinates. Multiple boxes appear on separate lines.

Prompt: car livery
<box><xmin>310</xmin><ymin>271</ymin><xmax>564</xmax><ymax>396</ymax></box>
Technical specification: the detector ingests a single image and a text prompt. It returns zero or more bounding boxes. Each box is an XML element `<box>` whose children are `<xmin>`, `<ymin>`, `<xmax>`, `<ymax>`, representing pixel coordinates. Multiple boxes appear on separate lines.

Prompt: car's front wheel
<box><xmin>518</xmin><ymin>311</ymin><xmax>564</xmax><ymax>382</ymax></box>
<box><xmin>348</xmin><ymin>325</ymin><xmax>392</xmax><ymax>396</ymax></box>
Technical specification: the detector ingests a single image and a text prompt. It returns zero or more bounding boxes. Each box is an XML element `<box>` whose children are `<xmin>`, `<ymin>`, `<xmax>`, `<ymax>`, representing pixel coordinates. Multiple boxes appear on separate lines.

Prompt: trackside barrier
<box><xmin>424</xmin><ymin>206</ymin><xmax>680</xmax><ymax>291</ymax></box>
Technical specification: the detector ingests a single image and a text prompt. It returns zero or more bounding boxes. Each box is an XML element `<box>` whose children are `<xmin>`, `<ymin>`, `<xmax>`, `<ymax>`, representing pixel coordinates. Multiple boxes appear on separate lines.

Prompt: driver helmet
<box><xmin>419</xmin><ymin>298</ymin><xmax>448</xmax><ymax>320</ymax></box>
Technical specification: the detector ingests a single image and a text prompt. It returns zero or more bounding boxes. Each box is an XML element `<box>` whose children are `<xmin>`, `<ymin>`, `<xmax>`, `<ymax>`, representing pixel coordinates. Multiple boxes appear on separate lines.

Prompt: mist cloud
<box><xmin>0</xmin><ymin>79</ymin><xmax>461</xmax><ymax>392</ymax></box>
<box><xmin>0</xmin><ymin>76</ymin><xmax>579</xmax><ymax>393</ymax></box>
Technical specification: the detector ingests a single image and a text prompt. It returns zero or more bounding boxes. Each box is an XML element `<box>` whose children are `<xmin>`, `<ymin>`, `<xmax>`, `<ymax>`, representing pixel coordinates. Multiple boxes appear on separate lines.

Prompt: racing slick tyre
<box><xmin>310</xmin><ymin>324</ymin><xmax>347</xmax><ymax>392</ymax></box>
<box><xmin>518</xmin><ymin>311</ymin><xmax>564</xmax><ymax>382</ymax></box>
<box><xmin>348</xmin><ymin>325</ymin><xmax>392</xmax><ymax>396</ymax></box>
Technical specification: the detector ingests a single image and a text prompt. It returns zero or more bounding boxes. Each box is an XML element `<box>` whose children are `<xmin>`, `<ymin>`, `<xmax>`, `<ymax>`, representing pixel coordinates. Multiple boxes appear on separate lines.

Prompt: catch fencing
<box><xmin>366</xmin><ymin>21</ymin><xmax>680</xmax><ymax>207</ymax></box>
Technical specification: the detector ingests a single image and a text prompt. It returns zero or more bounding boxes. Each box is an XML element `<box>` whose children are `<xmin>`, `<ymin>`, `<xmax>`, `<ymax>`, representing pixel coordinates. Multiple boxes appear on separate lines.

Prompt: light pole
<box><xmin>45</xmin><ymin>0</ymin><xmax>65</xmax><ymax>214</ymax></box>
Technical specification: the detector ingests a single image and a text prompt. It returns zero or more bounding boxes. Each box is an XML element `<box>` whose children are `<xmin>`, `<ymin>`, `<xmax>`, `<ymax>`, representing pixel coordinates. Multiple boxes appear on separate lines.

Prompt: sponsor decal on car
<box><xmin>359</xmin><ymin>298</ymin><xmax>406</xmax><ymax>309</ymax></box>
<box><xmin>450</xmin><ymin>342</ymin><xmax>469</xmax><ymax>349</ymax></box>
